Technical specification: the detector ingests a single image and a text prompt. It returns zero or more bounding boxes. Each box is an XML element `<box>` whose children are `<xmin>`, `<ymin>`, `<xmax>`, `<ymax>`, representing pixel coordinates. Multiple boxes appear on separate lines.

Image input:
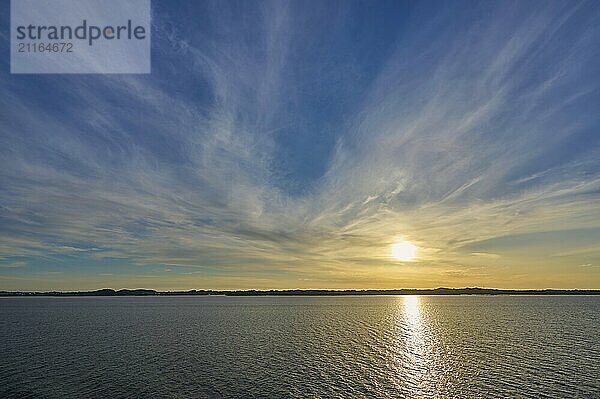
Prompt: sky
<box><xmin>1</xmin><ymin>0</ymin><xmax>599</xmax><ymax>291</ymax></box>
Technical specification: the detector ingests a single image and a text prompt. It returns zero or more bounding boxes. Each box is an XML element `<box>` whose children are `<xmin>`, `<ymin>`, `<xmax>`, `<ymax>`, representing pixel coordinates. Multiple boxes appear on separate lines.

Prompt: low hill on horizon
<box><xmin>1</xmin><ymin>287</ymin><xmax>599</xmax><ymax>296</ymax></box>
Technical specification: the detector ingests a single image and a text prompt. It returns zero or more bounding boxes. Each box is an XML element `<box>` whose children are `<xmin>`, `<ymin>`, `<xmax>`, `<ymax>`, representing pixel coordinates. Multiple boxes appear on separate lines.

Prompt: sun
<box><xmin>391</xmin><ymin>240</ymin><xmax>417</xmax><ymax>261</ymax></box>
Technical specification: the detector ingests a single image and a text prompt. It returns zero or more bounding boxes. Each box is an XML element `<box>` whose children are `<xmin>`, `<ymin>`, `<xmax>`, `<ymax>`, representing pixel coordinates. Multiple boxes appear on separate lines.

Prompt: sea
<box><xmin>1</xmin><ymin>295</ymin><xmax>598</xmax><ymax>398</ymax></box>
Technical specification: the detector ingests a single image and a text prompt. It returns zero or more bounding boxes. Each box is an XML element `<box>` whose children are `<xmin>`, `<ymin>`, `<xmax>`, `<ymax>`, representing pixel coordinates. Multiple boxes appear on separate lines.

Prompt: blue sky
<box><xmin>1</xmin><ymin>0</ymin><xmax>599</xmax><ymax>290</ymax></box>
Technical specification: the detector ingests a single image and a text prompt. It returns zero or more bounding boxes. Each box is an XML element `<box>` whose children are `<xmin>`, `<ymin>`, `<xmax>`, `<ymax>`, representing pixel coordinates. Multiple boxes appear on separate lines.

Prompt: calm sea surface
<box><xmin>1</xmin><ymin>296</ymin><xmax>598</xmax><ymax>398</ymax></box>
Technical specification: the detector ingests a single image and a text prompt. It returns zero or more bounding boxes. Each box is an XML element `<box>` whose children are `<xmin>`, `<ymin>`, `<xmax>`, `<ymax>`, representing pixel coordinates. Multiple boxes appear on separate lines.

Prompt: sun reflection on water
<box><xmin>403</xmin><ymin>295</ymin><xmax>421</xmax><ymax>326</ymax></box>
<box><xmin>395</xmin><ymin>295</ymin><xmax>437</xmax><ymax>396</ymax></box>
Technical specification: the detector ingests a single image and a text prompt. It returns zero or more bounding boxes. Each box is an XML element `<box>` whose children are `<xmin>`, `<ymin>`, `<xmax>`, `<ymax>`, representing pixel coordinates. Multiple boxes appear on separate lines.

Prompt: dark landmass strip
<box><xmin>0</xmin><ymin>288</ymin><xmax>599</xmax><ymax>296</ymax></box>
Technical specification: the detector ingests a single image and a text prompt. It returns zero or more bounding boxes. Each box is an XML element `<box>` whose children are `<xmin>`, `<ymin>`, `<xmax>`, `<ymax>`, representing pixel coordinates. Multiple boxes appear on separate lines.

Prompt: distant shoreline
<box><xmin>1</xmin><ymin>287</ymin><xmax>599</xmax><ymax>296</ymax></box>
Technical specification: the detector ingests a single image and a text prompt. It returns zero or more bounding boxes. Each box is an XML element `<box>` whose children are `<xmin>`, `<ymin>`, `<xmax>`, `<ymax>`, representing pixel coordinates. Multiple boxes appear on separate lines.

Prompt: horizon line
<box><xmin>2</xmin><ymin>287</ymin><xmax>599</xmax><ymax>296</ymax></box>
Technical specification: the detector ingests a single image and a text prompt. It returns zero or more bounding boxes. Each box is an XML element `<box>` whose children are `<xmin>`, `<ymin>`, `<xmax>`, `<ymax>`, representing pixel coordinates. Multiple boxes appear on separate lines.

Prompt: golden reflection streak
<box><xmin>395</xmin><ymin>295</ymin><xmax>435</xmax><ymax>395</ymax></box>
<box><xmin>403</xmin><ymin>295</ymin><xmax>421</xmax><ymax>326</ymax></box>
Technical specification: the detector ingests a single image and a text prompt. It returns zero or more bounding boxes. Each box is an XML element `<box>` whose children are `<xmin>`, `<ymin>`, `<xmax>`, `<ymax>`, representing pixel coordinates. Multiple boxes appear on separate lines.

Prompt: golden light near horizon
<box><xmin>391</xmin><ymin>240</ymin><xmax>417</xmax><ymax>261</ymax></box>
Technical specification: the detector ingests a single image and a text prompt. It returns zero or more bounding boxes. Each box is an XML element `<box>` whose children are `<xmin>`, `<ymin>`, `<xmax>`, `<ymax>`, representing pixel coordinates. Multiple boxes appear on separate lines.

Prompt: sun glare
<box><xmin>391</xmin><ymin>240</ymin><xmax>417</xmax><ymax>261</ymax></box>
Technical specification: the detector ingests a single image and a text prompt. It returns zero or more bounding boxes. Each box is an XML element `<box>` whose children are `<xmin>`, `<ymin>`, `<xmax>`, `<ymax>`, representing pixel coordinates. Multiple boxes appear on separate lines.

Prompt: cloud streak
<box><xmin>1</xmin><ymin>0</ymin><xmax>599</xmax><ymax>289</ymax></box>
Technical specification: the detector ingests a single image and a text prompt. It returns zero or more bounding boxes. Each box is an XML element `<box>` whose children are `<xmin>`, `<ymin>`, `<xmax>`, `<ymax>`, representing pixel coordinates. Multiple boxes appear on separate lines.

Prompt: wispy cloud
<box><xmin>1</xmin><ymin>1</ymin><xmax>599</xmax><ymax>289</ymax></box>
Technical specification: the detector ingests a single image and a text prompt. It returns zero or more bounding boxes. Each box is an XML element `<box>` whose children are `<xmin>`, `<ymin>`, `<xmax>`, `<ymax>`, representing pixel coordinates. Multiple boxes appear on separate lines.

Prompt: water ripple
<box><xmin>1</xmin><ymin>296</ymin><xmax>598</xmax><ymax>398</ymax></box>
